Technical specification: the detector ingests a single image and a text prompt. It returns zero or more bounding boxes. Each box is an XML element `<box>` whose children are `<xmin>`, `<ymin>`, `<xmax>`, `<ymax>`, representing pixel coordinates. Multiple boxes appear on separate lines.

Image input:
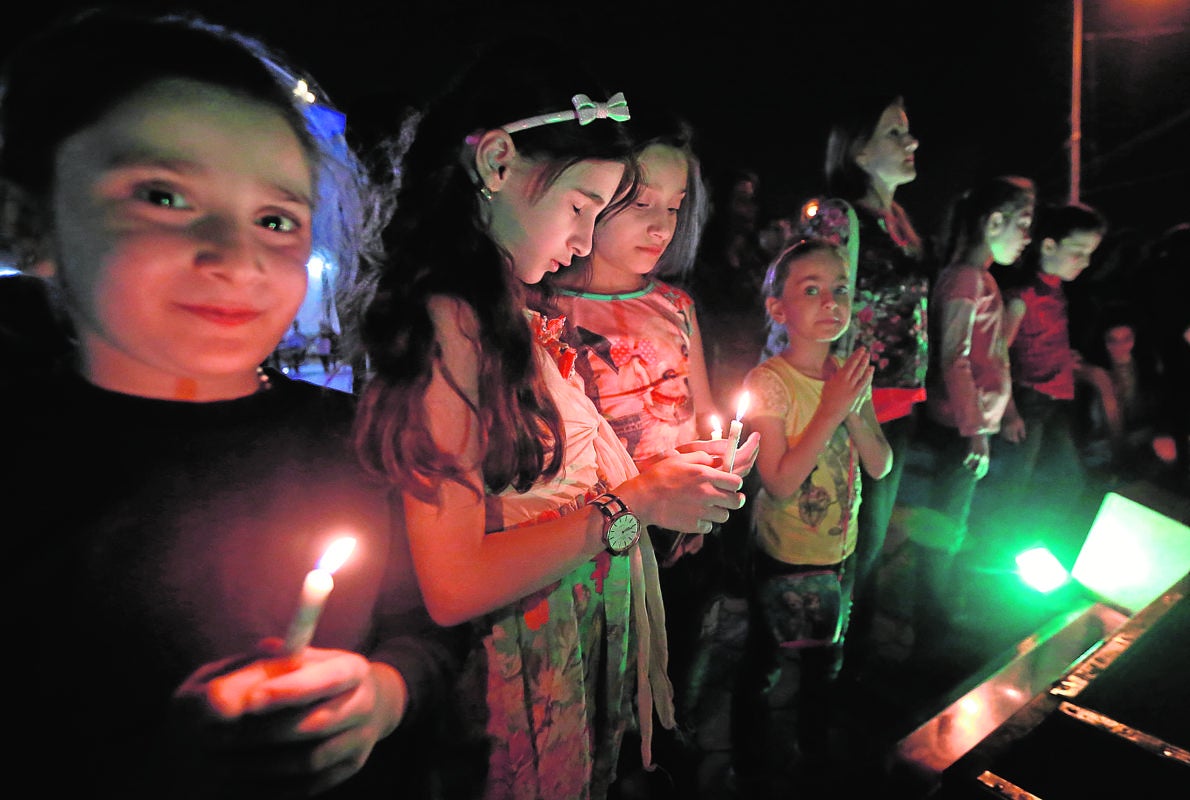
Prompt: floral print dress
<box><xmin>551</xmin><ymin>280</ymin><xmax>700</xmax><ymax>465</ymax></box>
<box><xmin>846</xmin><ymin>204</ymin><xmax>930</xmax><ymax>420</ymax></box>
<box><xmin>457</xmin><ymin>312</ymin><xmax>674</xmax><ymax>800</ymax></box>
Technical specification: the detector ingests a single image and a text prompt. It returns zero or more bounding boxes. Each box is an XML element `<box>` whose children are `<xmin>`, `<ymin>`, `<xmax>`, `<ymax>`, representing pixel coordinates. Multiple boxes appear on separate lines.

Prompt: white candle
<box><xmin>724</xmin><ymin>392</ymin><xmax>751</xmax><ymax>473</ymax></box>
<box><xmin>282</xmin><ymin>536</ymin><xmax>356</xmax><ymax>655</ymax></box>
<box><xmin>709</xmin><ymin>415</ymin><xmax>723</xmax><ymax>440</ymax></box>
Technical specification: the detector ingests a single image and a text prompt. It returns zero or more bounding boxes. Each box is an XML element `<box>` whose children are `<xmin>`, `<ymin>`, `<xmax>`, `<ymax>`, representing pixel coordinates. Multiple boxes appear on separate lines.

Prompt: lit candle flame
<box><xmin>724</xmin><ymin>392</ymin><xmax>750</xmax><ymax>474</ymax></box>
<box><xmin>281</xmin><ymin>536</ymin><xmax>357</xmax><ymax>656</ymax></box>
<box><xmin>317</xmin><ymin>537</ymin><xmax>356</xmax><ymax>573</ymax></box>
<box><xmin>710</xmin><ymin>414</ymin><xmax>723</xmax><ymax>439</ymax></box>
<box><xmin>735</xmin><ymin>391</ymin><xmax>750</xmax><ymax>421</ymax></box>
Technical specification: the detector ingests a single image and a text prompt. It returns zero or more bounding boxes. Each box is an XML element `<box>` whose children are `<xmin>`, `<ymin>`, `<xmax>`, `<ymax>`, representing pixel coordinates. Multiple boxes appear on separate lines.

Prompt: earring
<box><xmin>479</xmin><ymin>185</ymin><xmax>494</xmax><ymax>202</ymax></box>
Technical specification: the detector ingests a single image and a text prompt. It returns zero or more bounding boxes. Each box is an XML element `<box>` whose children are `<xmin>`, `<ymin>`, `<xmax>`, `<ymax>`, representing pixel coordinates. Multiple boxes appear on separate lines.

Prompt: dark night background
<box><xmin>3</xmin><ymin>0</ymin><xmax>1188</xmax><ymax>246</ymax></box>
<box><xmin>1</xmin><ymin>5</ymin><xmax>1186</xmax><ymax>793</ymax></box>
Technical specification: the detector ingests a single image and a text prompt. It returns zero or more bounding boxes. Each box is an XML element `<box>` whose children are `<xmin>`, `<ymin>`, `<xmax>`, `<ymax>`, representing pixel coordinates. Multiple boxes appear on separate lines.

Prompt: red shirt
<box><xmin>1007</xmin><ymin>272</ymin><xmax>1076</xmax><ymax>400</ymax></box>
<box><xmin>927</xmin><ymin>263</ymin><xmax>1013</xmax><ymax>436</ymax></box>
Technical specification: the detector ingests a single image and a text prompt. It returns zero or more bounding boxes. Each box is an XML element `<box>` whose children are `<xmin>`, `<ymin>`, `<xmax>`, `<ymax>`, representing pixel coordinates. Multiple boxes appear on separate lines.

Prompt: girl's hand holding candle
<box><xmin>282</xmin><ymin>536</ymin><xmax>357</xmax><ymax>656</ymax></box>
<box><xmin>663</xmin><ymin>395</ymin><xmax>752</xmax><ymax>562</ymax></box>
<box><xmin>724</xmin><ymin>391</ymin><xmax>750</xmax><ymax>472</ymax></box>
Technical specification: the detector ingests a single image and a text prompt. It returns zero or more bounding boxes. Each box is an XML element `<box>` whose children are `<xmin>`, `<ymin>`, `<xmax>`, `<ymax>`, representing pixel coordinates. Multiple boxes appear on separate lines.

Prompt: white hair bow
<box><xmin>500</xmin><ymin>92</ymin><xmax>631</xmax><ymax>134</ymax></box>
<box><xmin>571</xmin><ymin>92</ymin><xmax>630</xmax><ymax>125</ymax></box>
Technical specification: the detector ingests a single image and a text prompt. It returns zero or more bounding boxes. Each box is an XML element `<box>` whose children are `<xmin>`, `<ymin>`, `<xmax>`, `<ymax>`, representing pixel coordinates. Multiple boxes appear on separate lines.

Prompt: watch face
<box><xmin>607</xmin><ymin>514</ymin><xmax>640</xmax><ymax>553</ymax></box>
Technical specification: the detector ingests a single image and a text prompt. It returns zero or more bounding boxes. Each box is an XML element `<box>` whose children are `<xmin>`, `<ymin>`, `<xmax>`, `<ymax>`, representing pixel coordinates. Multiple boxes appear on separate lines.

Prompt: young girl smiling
<box><xmin>0</xmin><ymin>9</ymin><xmax>458</xmax><ymax>797</ymax></box>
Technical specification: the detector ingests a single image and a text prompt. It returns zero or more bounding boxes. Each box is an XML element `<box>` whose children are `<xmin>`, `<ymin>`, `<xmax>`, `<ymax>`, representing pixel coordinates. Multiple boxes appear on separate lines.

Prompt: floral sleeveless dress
<box><xmin>551</xmin><ymin>280</ymin><xmax>699</xmax><ymax>463</ymax></box>
<box><xmin>458</xmin><ymin>311</ymin><xmax>674</xmax><ymax>800</ymax></box>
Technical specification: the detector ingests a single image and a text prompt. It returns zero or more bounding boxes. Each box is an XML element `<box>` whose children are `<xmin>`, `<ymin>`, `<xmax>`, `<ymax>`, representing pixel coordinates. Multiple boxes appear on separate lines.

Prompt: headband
<box><xmin>500</xmin><ymin>92</ymin><xmax>631</xmax><ymax>134</ymax></box>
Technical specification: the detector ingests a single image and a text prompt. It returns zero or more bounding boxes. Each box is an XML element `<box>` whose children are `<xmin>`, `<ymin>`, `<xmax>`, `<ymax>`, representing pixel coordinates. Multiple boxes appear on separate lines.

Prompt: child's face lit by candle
<box><xmin>766</xmin><ymin>249</ymin><xmax>853</xmax><ymax>345</ymax></box>
<box><xmin>49</xmin><ymin>80</ymin><xmax>315</xmax><ymax>400</ymax></box>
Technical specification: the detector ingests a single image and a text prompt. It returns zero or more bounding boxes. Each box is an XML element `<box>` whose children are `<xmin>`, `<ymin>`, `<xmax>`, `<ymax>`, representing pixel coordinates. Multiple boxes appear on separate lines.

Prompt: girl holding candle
<box><xmin>351</xmin><ymin>45</ymin><xmax>757</xmax><ymax>800</ymax></box>
<box><xmin>534</xmin><ymin>107</ymin><xmax>759</xmax><ymax>795</ymax></box>
<box><xmin>537</xmin><ymin>108</ymin><xmax>731</xmax><ymax>571</ymax></box>
<box><xmin>0</xmin><ymin>10</ymin><xmax>462</xmax><ymax>798</ymax></box>
<box><xmin>541</xmin><ymin>109</ymin><xmax>724</xmax><ymax>471</ymax></box>
<box><xmin>737</xmin><ymin>238</ymin><xmax>891</xmax><ymax>794</ymax></box>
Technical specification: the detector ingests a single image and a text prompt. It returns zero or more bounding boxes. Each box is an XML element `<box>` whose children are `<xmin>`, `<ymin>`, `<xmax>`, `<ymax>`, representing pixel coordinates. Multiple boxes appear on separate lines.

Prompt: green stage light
<box><xmin>1015</xmin><ymin>546</ymin><xmax>1070</xmax><ymax>593</ymax></box>
<box><xmin>1071</xmin><ymin>491</ymin><xmax>1190</xmax><ymax>614</ymax></box>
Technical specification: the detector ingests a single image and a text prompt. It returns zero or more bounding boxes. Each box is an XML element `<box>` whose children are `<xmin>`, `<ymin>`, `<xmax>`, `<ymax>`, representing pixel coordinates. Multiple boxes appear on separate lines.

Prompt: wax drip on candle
<box><xmin>281</xmin><ymin>536</ymin><xmax>357</xmax><ymax>656</ymax></box>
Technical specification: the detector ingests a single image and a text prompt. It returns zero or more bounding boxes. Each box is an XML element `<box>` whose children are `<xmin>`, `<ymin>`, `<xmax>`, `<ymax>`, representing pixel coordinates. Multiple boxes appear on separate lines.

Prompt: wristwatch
<box><xmin>591</xmin><ymin>493</ymin><xmax>641</xmax><ymax>555</ymax></box>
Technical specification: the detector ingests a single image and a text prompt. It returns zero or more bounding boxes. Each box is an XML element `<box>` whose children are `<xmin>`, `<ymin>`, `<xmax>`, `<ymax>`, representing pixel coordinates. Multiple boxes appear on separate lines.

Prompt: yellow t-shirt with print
<box><xmin>744</xmin><ymin>355</ymin><xmax>863</xmax><ymax>566</ymax></box>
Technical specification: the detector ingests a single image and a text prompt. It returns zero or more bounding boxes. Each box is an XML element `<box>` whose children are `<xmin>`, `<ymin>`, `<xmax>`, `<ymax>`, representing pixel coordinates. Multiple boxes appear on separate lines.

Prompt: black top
<box><xmin>1</xmin><ymin>369</ymin><xmax>465</xmax><ymax>797</ymax></box>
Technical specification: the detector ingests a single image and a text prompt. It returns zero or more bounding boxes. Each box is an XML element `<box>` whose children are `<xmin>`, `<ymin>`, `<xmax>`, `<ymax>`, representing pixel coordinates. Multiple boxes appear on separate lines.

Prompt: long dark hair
<box><xmin>353</xmin><ymin>40</ymin><xmax>638</xmax><ymax>499</ymax></box>
<box><xmin>541</xmin><ymin>105</ymin><xmax>709</xmax><ymax>295</ymax></box>
<box><xmin>936</xmin><ymin>175</ymin><xmax>1036</xmax><ymax>268</ymax></box>
<box><xmin>625</xmin><ymin>109</ymin><xmax>709</xmax><ymax>281</ymax></box>
<box><xmin>824</xmin><ymin>92</ymin><xmax>922</xmax><ymax>256</ymax></box>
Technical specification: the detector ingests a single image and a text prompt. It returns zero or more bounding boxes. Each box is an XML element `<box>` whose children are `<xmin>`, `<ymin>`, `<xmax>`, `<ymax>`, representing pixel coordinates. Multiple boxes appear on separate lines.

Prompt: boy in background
<box><xmin>990</xmin><ymin>202</ymin><xmax>1107</xmax><ymax>562</ymax></box>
